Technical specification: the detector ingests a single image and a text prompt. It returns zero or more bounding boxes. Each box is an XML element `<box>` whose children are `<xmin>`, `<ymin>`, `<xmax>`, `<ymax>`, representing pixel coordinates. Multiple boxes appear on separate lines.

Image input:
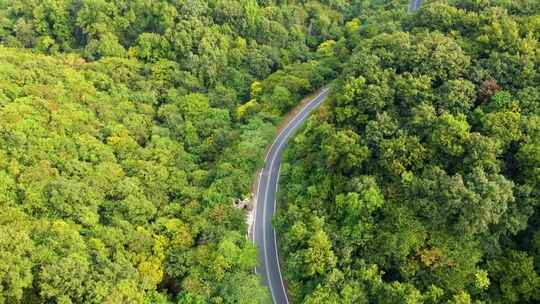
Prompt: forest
<box><xmin>1</xmin><ymin>0</ymin><xmax>539</xmax><ymax>303</ymax></box>
<box><xmin>0</xmin><ymin>0</ymin><xmax>351</xmax><ymax>303</ymax></box>
<box><xmin>276</xmin><ymin>0</ymin><xmax>540</xmax><ymax>303</ymax></box>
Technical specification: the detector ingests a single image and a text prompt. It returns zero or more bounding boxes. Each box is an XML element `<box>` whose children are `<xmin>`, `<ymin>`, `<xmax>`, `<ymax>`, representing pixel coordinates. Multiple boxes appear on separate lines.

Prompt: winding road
<box><xmin>252</xmin><ymin>89</ymin><xmax>329</xmax><ymax>304</ymax></box>
<box><xmin>252</xmin><ymin>2</ymin><xmax>422</xmax><ymax>303</ymax></box>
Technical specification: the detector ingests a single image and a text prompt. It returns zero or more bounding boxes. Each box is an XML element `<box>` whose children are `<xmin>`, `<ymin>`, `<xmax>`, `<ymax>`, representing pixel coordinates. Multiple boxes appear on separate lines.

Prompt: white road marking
<box><xmin>274</xmin><ymin>165</ymin><xmax>288</xmax><ymax>303</ymax></box>
<box><xmin>260</xmin><ymin>89</ymin><xmax>329</xmax><ymax>303</ymax></box>
<box><xmin>255</xmin><ymin>2</ymin><xmax>419</xmax><ymax>302</ymax></box>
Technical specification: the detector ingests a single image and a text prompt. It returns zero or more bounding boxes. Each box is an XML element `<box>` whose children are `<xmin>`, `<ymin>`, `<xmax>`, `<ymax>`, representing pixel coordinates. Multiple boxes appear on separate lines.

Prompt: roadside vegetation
<box><xmin>0</xmin><ymin>0</ymin><xmax>354</xmax><ymax>303</ymax></box>
<box><xmin>276</xmin><ymin>0</ymin><xmax>540</xmax><ymax>303</ymax></box>
<box><xmin>2</xmin><ymin>0</ymin><xmax>537</xmax><ymax>303</ymax></box>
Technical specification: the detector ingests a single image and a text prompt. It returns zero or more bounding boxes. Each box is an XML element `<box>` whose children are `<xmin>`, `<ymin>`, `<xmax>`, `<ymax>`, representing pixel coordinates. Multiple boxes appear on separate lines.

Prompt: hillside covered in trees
<box><xmin>0</xmin><ymin>0</ymin><xmax>361</xmax><ymax>303</ymax></box>
<box><xmin>3</xmin><ymin>0</ymin><xmax>539</xmax><ymax>303</ymax></box>
<box><xmin>276</xmin><ymin>0</ymin><xmax>540</xmax><ymax>303</ymax></box>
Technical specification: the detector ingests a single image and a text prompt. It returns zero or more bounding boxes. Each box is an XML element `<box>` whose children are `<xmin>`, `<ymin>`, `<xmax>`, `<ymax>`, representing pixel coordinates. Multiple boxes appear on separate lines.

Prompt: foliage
<box><xmin>277</xmin><ymin>1</ymin><xmax>540</xmax><ymax>303</ymax></box>
<box><xmin>0</xmin><ymin>0</ymin><xmax>349</xmax><ymax>302</ymax></box>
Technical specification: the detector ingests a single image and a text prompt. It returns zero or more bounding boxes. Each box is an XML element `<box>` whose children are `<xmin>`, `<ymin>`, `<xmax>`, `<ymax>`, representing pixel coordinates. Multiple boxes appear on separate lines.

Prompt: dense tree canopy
<box><xmin>0</xmin><ymin>0</ymin><xmax>350</xmax><ymax>98</ymax></box>
<box><xmin>0</xmin><ymin>46</ymin><xmax>273</xmax><ymax>304</ymax></box>
<box><xmin>0</xmin><ymin>0</ymin><xmax>358</xmax><ymax>302</ymax></box>
<box><xmin>3</xmin><ymin>0</ymin><xmax>539</xmax><ymax>303</ymax></box>
<box><xmin>277</xmin><ymin>0</ymin><xmax>540</xmax><ymax>303</ymax></box>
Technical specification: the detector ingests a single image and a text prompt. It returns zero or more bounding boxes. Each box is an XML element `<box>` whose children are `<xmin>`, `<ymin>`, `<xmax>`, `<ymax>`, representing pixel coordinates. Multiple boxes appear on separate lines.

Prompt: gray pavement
<box><xmin>252</xmin><ymin>89</ymin><xmax>329</xmax><ymax>304</ymax></box>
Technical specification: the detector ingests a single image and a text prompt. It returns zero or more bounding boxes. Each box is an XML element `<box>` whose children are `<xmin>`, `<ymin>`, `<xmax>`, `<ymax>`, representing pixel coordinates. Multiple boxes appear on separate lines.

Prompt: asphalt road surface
<box><xmin>252</xmin><ymin>89</ymin><xmax>329</xmax><ymax>304</ymax></box>
<box><xmin>252</xmin><ymin>2</ymin><xmax>423</xmax><ymax>303</ymax></box>
<box><xmin>410</xmin><ymin>0</ymin><xmax>422</xmax><ymax>11</ymax></box>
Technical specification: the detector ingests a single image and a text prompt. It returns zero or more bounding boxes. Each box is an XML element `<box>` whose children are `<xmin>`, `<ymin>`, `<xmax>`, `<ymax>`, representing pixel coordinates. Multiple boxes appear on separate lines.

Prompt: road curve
<box><xmin>253</xmin><ymin>2</ymin><xmax>423</xmax><ymax>303</ymax></box>
<box><xmin>252</xmin><ymin>89</ymin><xmax>329</xmax><ymax>304</ymax></box>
